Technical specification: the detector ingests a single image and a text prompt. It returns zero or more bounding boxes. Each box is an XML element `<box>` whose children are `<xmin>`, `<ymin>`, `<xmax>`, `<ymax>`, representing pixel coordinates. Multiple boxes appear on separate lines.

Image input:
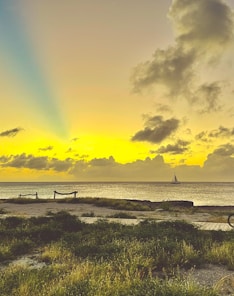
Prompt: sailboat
<box><xmin>171</xmin><ymin>174</ymin><xmax>180</xmax><ymax>184</ymax></box>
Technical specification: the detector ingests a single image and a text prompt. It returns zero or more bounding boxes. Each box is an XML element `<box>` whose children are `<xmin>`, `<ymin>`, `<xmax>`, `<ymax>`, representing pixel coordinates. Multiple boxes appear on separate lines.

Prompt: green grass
<box><xmin>0</xmin><ymin>262</ymin><xmax>218</xmax><ymax>296</ymax></box>
<box><xmin>0</xmin><ymin>212</ymin><xmax>233</xmax><ymax>295</ymax></box>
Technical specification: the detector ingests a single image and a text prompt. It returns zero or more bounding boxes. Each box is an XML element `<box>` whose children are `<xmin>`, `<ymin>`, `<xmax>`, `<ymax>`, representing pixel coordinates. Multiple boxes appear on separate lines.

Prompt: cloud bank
<box><xmin>1</xmin><ymin>143</ymin><xmax>234</xmax><ymax>181</ymax></box>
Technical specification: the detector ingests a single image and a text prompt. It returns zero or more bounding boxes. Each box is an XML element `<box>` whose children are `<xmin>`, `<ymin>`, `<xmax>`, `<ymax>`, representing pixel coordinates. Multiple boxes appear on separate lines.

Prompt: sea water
<box><xmin>0</xmin><ymin>182</ymin><xmax>233</xmax><ymax>206</ymax></box>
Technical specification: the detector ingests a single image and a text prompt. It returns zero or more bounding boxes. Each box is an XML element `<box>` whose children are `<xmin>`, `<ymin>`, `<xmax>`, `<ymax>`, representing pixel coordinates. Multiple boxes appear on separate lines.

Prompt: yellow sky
<box><xmin>1</xmin><ymin>0</ymin><xmax>234</xmax><ymax>181</ymax></box>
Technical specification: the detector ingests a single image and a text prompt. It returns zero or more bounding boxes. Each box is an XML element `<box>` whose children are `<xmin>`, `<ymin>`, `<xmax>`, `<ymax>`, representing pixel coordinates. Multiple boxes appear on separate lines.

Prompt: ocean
<box><xmin>0</xmin><ymin>182</ymin><xmax>233</xmax><ymax>206</ymax></box>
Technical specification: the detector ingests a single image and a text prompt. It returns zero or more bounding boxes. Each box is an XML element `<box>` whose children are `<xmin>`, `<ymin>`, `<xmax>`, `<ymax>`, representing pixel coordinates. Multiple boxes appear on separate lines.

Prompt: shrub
<box><xmin>10</xmin><ymin>239</ymin><xmax>34</xmax><ymax>256</ymax></box>
<box><xmin>81</xmin><ymin>212</ymin><xmax>95</xmax><ymax>217</ymax></box>
<box><xmin>3</xmin><ymin>216</ymin><xmax>26</xmax><ymax>228</ymax></box>
<box><xmin>5</xmin><ymin>198</ymin><xmax>47</xmax><ymax>204</ymax></box>
<box><xmin>107</xmin><ymin>212</ymin><xmax>137</xmax><ymax>219</ymax></box>
<box><xmin>0</xmin><ymin>208</ymin><xmax>7</xmax><ymax>214</ymax></box>
<box><xmin>205</xmin><ymin>241</ymin><xmax>234</xmax><ymax>270</ymax></box>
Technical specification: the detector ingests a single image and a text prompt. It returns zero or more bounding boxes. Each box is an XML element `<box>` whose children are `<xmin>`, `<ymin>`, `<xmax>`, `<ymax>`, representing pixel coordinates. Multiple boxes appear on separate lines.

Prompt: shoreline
<box><xmin>0</xmin><ymin>198</ymin><xmax>233</xmax><ymax>229</ymax></box>
<box><xmin>0</xmin><ymin>197</ymin><xmax>233</xmax><ymax>210</ymax></box>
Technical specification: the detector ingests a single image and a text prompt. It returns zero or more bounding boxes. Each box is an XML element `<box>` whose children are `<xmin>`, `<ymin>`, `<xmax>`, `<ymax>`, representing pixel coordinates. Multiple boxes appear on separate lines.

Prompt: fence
<box><xmin>18</xmin><ymin>193</ymin><xmax>38</xmax><ymax>199</ymax></box>
<box><xmin>53</xmin><ymin>190</ymin><xmax>78</xmax><ymax>199</ymax></box>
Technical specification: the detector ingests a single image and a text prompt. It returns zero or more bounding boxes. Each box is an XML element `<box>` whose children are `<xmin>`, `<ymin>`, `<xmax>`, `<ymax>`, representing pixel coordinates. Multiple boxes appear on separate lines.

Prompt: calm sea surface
<box><xmin>0</xmin><ymin>182</ymin><xmax>233</xmax><ymax>206</ymax></box>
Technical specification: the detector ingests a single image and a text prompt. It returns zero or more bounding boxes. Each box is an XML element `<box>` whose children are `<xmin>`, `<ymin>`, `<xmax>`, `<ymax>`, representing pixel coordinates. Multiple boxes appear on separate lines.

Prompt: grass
<box><xmin>57</xmin><ymin>197</ymin><xmax>153</xmax><ymax>211</ymax></box>
<box><xmin>205</xmin><ymin>241</ymin><xmax>234</xmax><ymax>269</ymax></box>
<box><xmin>2</xmin><ymin>196</ymin><xmax>153</xmax><ymax>211</ymax></box>
<box><xmin>0</xmin><ymin>212</ymin><xmax>233</xmax><ymax>295</ymax></box>
<box><xmin>81</xmin><ymin>212</ymin><xmax>95</xmax><ymax>217</ymax></box>
<box><xmin>0</xmin><ymin>208</ymin><xmax>7</xmax><ymax>214</ymax></box>
<box><xmin>4</xmin><ymin>198</ymin><xmax>48</xmax><ymax>204</ymax></box>
<box><xmin>107</xmin><ymin>212</ymin><xmax>137</xmax><ymax>219</ymax></box>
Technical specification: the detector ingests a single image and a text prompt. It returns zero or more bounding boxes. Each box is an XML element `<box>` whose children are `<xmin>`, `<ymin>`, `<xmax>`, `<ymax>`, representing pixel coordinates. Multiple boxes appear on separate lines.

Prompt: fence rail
<box><xmin>53</xmin><ymin>190</ymin><xmax>78</xmax><ymax>199</ymax></box>
<box><xmin>18</xmin><ymin>193</ymin><xmax>38</xmax><ymax>199</ymax></box>
<box><xmin>17</xmin><ymin>191</ymin><xmax>78</xmax><ymax>199</ymax></box>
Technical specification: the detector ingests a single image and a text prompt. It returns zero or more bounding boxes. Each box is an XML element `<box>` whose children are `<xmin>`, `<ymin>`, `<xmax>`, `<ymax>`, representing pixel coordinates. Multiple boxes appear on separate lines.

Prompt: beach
<box><xmin>0</xmin><ymin>198</ymin><xmax>234</xmax><ymax>294</ymax></box>
<box><xmin>1</xmin><ymin>199</ymin><xmax>233</xmax><ymax>231</ymax></box>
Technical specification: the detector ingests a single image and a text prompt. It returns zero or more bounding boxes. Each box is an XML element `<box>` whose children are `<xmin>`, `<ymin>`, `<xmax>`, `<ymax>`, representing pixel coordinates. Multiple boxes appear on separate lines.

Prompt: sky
<box><xmin>1</xmin><ymin>0</ymin><xmax>234</xmax><ymax>182</ymax></box>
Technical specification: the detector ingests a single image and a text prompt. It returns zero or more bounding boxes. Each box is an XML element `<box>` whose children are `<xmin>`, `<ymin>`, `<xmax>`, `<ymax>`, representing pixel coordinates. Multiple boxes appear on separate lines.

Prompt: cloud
<box><xmin>90</xmin><ymin>156</ymin><xmax>116</xmax><ymax>167</ymax></box>
<box><xmin>209</xmin><ymin>143</ymin><xmax>234</xmax><ymax>157</ymax></box>
<box><xmin>71</xmin><ymin>137</ymin><xmax>79</xmax><ymax>142</ymax></box>
<box><xmin>2</xmin><ymin>154</ymin><xmax>73</xmax><ymax>172</ymax></box>
<box><xmin>169</xmin><ymin>0</ymin><xmax>233</xmax><ymax>57</ymax></box>
<box><xmin>154</xmin><ymin>139</ymin><xmax>190</xmax><ymax>155</ymax></box>
<box><xmin>71</xmin><ymin>155</ymin><xmax>172</xmax><ymax>181</ymax></box>
<box><xmin>50</xmin><ymin>158</ymin><xmax>73</xmax><ymax>172</ymax></box>
<box><xmin>3</xmin><ymin>154</ymin><xmax>48</xmax><ymax>170</ymax></box>
<box><xmin>195</xmin><ymin>126</ymin><xmax>234</xmax><ymax>142</ymax></box>
<box><xmin>131</xmin><ymin>45</ymin><xmax>195</xmax><ymax>97</ymax></box>
<box><xmin>131</xmin><ymin>0</ymin><xmax>233</xmax><ymax>105</ymax></box>
<box><xmin>66</xmin><ymin>148</ymin><xmax>73</xmax><ymax>153</ymax></box>
<box><xmin>0</xmin><ymin>156</ymin><xmax>10</xmax><ymax>163</ymax></box>
<box><xmin>2</xmin><ymin>148</ymin><xmax>234</xmax><ymax>181</ymax></box>
<box><xmin>155</xmin><ymin>103</ymin><xmax>172</xmax><ymax>113</ymax></box>
<box><xmin>195</xmin><ymin>131</ymin><xmax>209</xmax><ymax>142</ymax></box>
<box><xmin>132</xmin><ymin>115</ymin><xmax>180</xmax><ymax>143</ymax></box>
<box><xmin>192</xmin><ymin>82</ymin><xmax>222</xmax><ymax>113</ymax></box>
<box><xmin>202</xmin><ymin>143</ymin><xmax>234</xmax><ymax>180</ymax></box>
<box><xmin>209</xmin><ymin>126</ymin><xmax>234</xmax><ymax>138</ymax></box>
<box><xmin>0</xmin><ymin>127</ymin><xmax>24</xmax><ymax>137</ymax></box>
<box><xmin>38</xmin><ymin>146</ymin><xmax>54</xmax><ymax>152</ymax></box>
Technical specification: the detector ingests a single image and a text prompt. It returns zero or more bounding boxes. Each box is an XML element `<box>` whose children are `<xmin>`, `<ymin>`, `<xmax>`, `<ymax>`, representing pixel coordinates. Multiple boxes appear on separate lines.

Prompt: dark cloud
<box><xmin>90</xmin><ymin>156</ymin><xmax>116</xmax><ymax>167</ymax></box>
<box><xmin>195</xmin><ymin>126</ymin><xmax>234</xmax><ymax>142</ymax></box>
<box><xmin>50</xmin><ymin>158</ymin><xmax>73</xmax><ymax>172</ymax></box>
<box><xmin>71</xmin><ymin>155</ymin><xmax>172</xmax><ymax>182</ymax></box>
<box><xmin>132</xmin><ymin>115</ymin><xmax>180</xmax><ymax>143</ymax></box>
<box><xmin>202</xmin><ymin>144</ymin><xmax>234</xmax><ymax>180</ymax></box>
<box><xmin>131</xmin><ymin>45</ymin><xmax>195</xmax><ymax>97</ymax></box>
<box><xmin>3</xmin><ymin>148</ymin><xmax>234</xmax><ymax>181</ymax></box>
<box><xmin>193</xmin><ymin>82</ymin><xmax>222</xmax><ymax>113</ymax></box>
<box><xmin>4</xmin><ymin>154</ymin><xmax>49</xmax><ymax>170</ymax></box>
<box><xmin>38</xmin><ymin>146</ymin><xmax>54</xmax><ymax>152</ymax></box>
<box><xmin>0</xmin><ymin>127</ymin><xmax>24</xmax><ymax>137</ymax></box>
<box><xmin>195</xmin><ymin>131</ymin><xmax>209</xmax><ymax>142</ymax></box>
<box><xmin>155</xmin><ymin>139</ymin><xmax>190</xmax><ymax>155</ymax></box>
<box><xmin>66</xmin><ymin>148</ymin><xmax>73</xmax><ymax>153</ymax></box>
<box><xmin>209</xmin><ymin>126</ymin><xmax>234</xmax><ymax>138</ymax></box>
<box><xmin>131</xmin><ymin>0</ymin><xmax>233</xmax><ymax>106</ymax></box>
<box><xmin>2</xmin><ymin>154</ymin><xmax>73</xmax><ymax>172</ymax></box>
<box><xmin>0</xmin><ymin>156</ymin><xmax>10</xmax><ymax>163</ymax></box>
<box><xmin>27</xmin><ymin>156</ymin><xmax>49</xmax><ymax>170</ymax></box>
<box><xmin>211</xmin><ymin>143</ymin><xmax>234</xmax><ymax>157</ymax></box>
<box><xmin>169</xmin><ymin>0</ymin><xmax>233</xmax><ymax>56</ymax></box>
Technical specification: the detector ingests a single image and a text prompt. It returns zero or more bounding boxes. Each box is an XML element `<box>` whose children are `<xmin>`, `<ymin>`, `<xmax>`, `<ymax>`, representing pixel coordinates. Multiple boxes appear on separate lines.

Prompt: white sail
<box><xmin>171</xmin><ymin>174</ymin><xmax>180</xmax><ymax>184</ymax></box>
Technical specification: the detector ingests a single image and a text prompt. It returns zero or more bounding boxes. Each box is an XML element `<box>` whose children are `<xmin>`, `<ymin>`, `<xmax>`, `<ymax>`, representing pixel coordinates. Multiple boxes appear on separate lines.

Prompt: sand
<box><xmin>0</xmin><ymin>200</ymin><xmax>233</xmax><ymax>227</ymax></box>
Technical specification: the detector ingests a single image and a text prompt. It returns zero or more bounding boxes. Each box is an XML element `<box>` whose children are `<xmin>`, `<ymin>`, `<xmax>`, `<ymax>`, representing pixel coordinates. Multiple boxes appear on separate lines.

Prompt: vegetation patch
<box><xmin>4</xmin><ymin>198</ymin><xmax>48</xmax><ymax>204</ymax></box>
<box><xmin>0</xmin><ymin>208</ymin><xmax>7</xmax><ymax>214</ymax></box>
<box><xmin>81</xmin><ymin>212</ymin><xmax>95</xmax><ymax>217</ymax></box>
<box><xmin>107</xmin><ymin>212</ymin><xmax>137</xmax><ymax>219</ymax></box>
<box><xmin>0</xmin><ymin>212</ymin><xmax>233</xmax><ymax>295</ymax></box>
